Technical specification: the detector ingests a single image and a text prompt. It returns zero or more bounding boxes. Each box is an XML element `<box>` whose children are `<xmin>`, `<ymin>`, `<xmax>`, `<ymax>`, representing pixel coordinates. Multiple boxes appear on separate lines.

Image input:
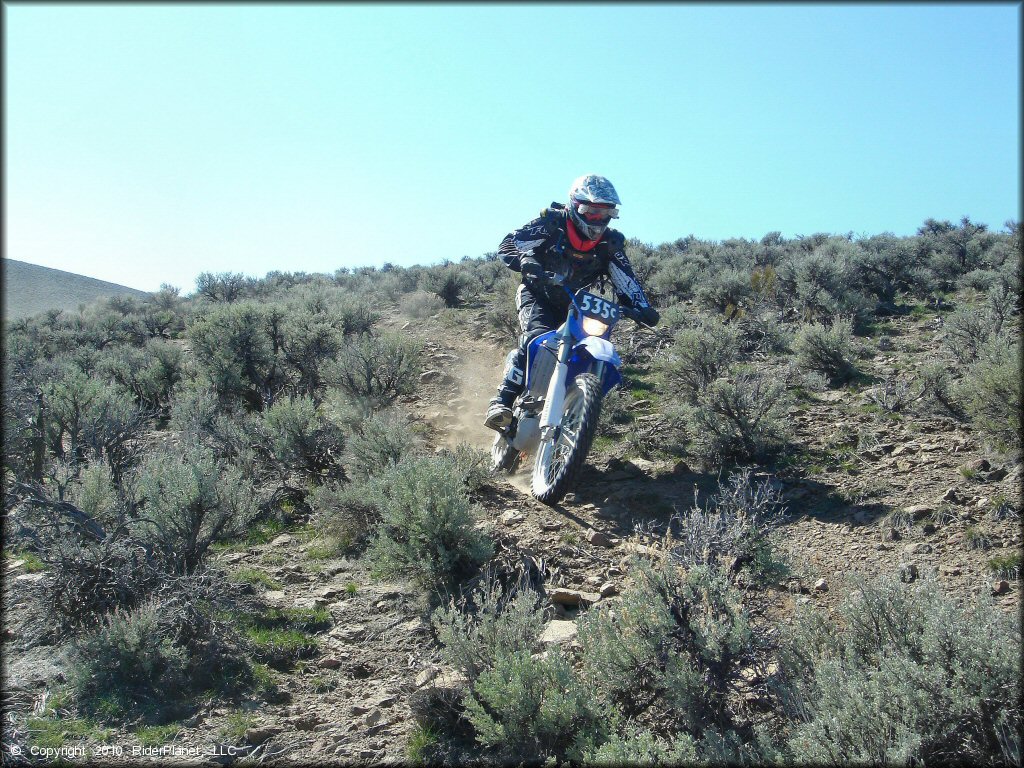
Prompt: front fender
<box><xmin>569</xmin><ymin>337</ymin><xmax>622</xmax><ymax>394</ymax></box>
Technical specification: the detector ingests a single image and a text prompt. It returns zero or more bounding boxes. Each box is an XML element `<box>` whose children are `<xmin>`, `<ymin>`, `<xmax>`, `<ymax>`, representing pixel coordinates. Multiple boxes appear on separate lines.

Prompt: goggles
<box><xmin>575</xmin><ymin>202</ymin><xmax>619</xmax><ymax>223</ymax></box>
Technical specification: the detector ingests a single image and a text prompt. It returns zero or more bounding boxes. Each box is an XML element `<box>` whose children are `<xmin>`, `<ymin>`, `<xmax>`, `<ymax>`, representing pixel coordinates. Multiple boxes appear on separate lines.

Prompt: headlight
<box><xmin>581</xmin><ymin>316</ymin><xmax>609</xmax><ymax>336</ymax></box>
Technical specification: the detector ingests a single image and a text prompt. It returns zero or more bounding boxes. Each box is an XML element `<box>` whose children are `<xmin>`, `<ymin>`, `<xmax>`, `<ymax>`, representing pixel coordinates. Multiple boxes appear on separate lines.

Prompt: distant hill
<box><xmin>2</xmin><ymin>259</ymin><xmax>150</xmax><ymax>322</ymax></box>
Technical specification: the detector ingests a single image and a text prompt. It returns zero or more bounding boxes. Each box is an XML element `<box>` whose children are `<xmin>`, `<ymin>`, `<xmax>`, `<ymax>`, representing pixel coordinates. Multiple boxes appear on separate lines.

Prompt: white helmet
<box><xmin>567</xmin><ymin>174</ymin><xmax>620</xmax><ymax>242</ymax></box>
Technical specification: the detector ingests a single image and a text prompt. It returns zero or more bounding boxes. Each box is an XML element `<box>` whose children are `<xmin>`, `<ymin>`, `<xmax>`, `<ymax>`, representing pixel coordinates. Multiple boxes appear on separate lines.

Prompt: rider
<box><xmin>484</xmin><ymin>174</ymin><xmax>660</xmax><ymax>432</ymax></box>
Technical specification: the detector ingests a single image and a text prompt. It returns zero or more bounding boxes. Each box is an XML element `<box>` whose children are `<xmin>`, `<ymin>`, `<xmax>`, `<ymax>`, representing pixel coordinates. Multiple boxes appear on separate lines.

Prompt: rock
<box><xmin>400</xmin><ymin>617</ymin><xmax>427</xmax><ymax>634</ymax></box>
<box><xmin>293</xmin><ymin>597</ymin><xmax>327</xmax><ymax>611</ymax></box>
<box><xmin>585</xmin><ymin>529</ymin><xmax>614</xmax><ymax>548</ymax></box>
<box><xmin>431</xmin><ymin>670</ymin><xmax>468</xmax><ymax>689</ymax></box>
<box><xmin>548</xmin><ymin>588</ymin><xmax>601</xmax><ymax>607</ymax></box>
<box><xmin>539</xmin><ymin>521</ymin><xmax>561</xmax><ymax>531</ymax></box>
<box><xmin>899</xmin><ymin>563</ymin><xmax>919</xmax><ymax>583</ymax></box>
<box><xmin>14</xmin><ymin>573</ymin><xmax>46</xmax><ymax>585</ymax></box>
<box><xmin>291</xmin><ymin>714</ymin><xmax>321</xmax><ymax>731</ymax></box>
<box><xmin>539</xmin><ymin>620</ymin><xmax>578</xmax><ymax>646</ymax></box>
<box><xmin>966</xmin><ymin>458</ymin><xmax>991</xmax><ymax>473</ymax></box>
<box><xmin>500</xmin><ymin>510</ymin><xmax>524</xmax><ymax>526</ymax></box>
<box><xmin>264</xmin><ymin>590</ymin><xmax>287</xmax><ymax>605</ymax></box>
<box><xmin>904</xmin><ymin>504</ymin><xmax>934</xmax><ymax>521</ymax></box>
<box><xmin>420</xmin><ymin>370</ymin><xmax>442</xmax><ymax>382</ymax></box>
<box><xmin>244</xmin><ymin>726</ymin><xmax>282</xmax><ymax>744</ymax></box>
<box><xmin>903</xmin><ymin>543</ymin><xmax>932</xmax><ymax>556</ymax></box>
<box><xmin>329</xmin><ymin>624</ymin><xmax>367</xmax><ymax>641</ymax></box>
<box><xmin>941</xmin><ymin>488</ymin><xmax>964</xmax><ymax>504</ymax></box>
<box><xmin>922</xmin><ymin>523</ymin><xmax>937</xmax><ymax>535</ymax></box>
<box><xmin>223</xmin><ymin>552</ymin><xmax>247</xmax><ymax>564</ymax></box>
<box><xmin>813</xmin><ymin>578</ymin><xmax>829</xmax><ymax>592</ymax></box>
<box><xmin>599</xmin><ymin>582</ymin><xmax>619</xmax><ymax>598</ymax></box>
<box><xmin>986</xmin><ymin>467</ymin><xmax>1009</xmax><ymax>482</ymax></box>
<box><xmin>992</xmin><ymin>580</ymin><xmax>1011</xmax><ymax>595</ymax></box>
<box><xmin>627</xmin><ymin>458</ymin><xmax>658</xmax><ymax>475</ymax></box>
<box><xmin>319</xmin><ymin>586</ymin><xmax>346</xmax><ymax>600</ymax></box>
<box><xmin>270</xmin><ymin>534</ymin><xmax>294</xmax><ymax>547</ymax></box>
<box><xmin>350</xmin><ymin>704</ymin><xmax>372</xmax><ymax>716</ymax></box>
<box><xmin>362</xmin><ymin>709</ymin><xmax>382</xmax><ymax>727</ymax></box>
<box><xmin>671</xmin><ymin>460</ymin><xmax>691</xmax><ymax>475</ymax></box>
<box><xmin>6</xmin><ymin>559</ymin><xmax>27</xmax><ymax>571</ymax></box>
<box><xmin>320</xmin><ymin>657</ymin><xmax>343</xmax><ymax>669</ymax></box>
<box><xmin>415</xmin><ymin>668</ymin><xmax>439</xmax><ymax>688</ymax></box>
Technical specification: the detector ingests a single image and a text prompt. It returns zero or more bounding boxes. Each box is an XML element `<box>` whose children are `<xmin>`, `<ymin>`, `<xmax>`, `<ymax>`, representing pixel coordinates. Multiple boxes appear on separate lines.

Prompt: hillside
<box><xmin>2</xmin><ymin>220</ymin><xmax>1020</xmax><ymax>765</ymax></box>
<box><xmin>2</xmin><ymin>259</ymin><xmax>149</xmax><ymax>321</ymax></box>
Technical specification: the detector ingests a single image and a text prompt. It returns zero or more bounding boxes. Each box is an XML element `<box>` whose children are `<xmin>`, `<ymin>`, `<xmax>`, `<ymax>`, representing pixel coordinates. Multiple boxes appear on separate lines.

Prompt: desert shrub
<box><xmin>330</xmin><ymin>294</ymin><xmax>381</xmax><ymax>336</ymax></box>
<box><xmin>666</xmin><ymin>468</ymin><xmax>788</xmax><ymax>579</ymax></box>
<box><xmin>329</xmin><ymin>332</ymin><xmax>421</xmax><ymax>411</ymax></box>
<box><xmin>959</xmin><ymin>268</ymin><xmax>1003</xmax><ymax>292</ymax></box>
<box><xmin>957</xmin><ymin>337</ymin><xmax>1021</xmax><ymax>457</ymax></box>
<box><xmin>259</xmin><ymin>395</ymin><xmax>346</xmax><ymax>484</ymax></box>
<box><xmin>685</xmin><ymin>368</ymin><xmax>792</xmax><ymax>467</ymax></box>
<box><xmin>431</xmin><ymin>573</ymin><xmax>605</xmax><ymax>762</ymax></box>
<box><xmin>585</xmin><ymin>728</ymin><xmax>699</xmax><ymax>765</ymax></box>
<box><xmin>194</xmin><ymin>271</ymin><xmax>257</xmax><ymax>303</ymax></box>
<box><xmin>400</xmin><ymin>290</ymin><xmax>446</xmax><ymax>319</ymax></box>
<box><xmin>39</xmin><ymin>368</ymin><xmax>151</xmax><ymax>486</ymax></box>
<box><xmin>69</xmin><ymin>579</ymin><xmax>249</xmax><ymax>721</ymax></box>
<box><xmin>777</xmin><ymin>246</ymin><xmax>873</xmax><ymax>325</ymax></box>
<box><xmin>187</xmin><ymin>302</ymin><xmax>285</xmax><ymax>410</ymax></box>
<box><xmin>848</xmin><ymin>235</ymin><xmax>921</xmax><ymax>304</ymax></box>
<box><xmin>464</xmin><ymin>645</ymin><xmax>605</xmax><ymax>762</ymax></box>
<box><xmin>694</xmin><ymin>267</ymin><xmax>753</xmax><ymax>316</ymax></box>
<box><xmin>656</xmin><ymin>318</ymin><xmax>741</xmax><ymax>404</ymax></box>
<box><xmin>943</xmin><ymin>305</ymin><xmax>999</xmax><ymax>365</ymax></box>
<box><xmin>735</xmin><ymin>306</ymin><xmax>793</xmax><ymax>355</ymax></box>
<box><xmin>42</xmin><ymin>537</ymin><xmax>162</xmax><ymax>634</ymax></box>
<box><xmin>776</xmin><ymin>573</ymin><xmax>1021</xmax><ymax>766</ymax></box>
<box><xmin>985</xmin><ymin>276</ymin><xmax>1020</xmax><ymax>336</ymax></box>
<box><xmin>915</xmin><ymin>362</ymin><xmax>966</xmax><ymax>420</ymax></box>
<box><xmin>366</xmin><ymin>454</ymin><xmax>493</xmax><ymax>593</ymax></box>
<box><xmin>645</xmin><ymin>254</ymin><xmax>701</xmax><ymax>304</ymax></box>
<box><xmin>578</xmin><ymin>557</ymin><xmax>752</xmax><ymax>736</ymax></box>
<box><xmin>134</xmin><ymin>442</ymin><xmax>258</xmax><ymax>574</ymax></box>
<box><xmin>792</xmin><ymin>316</ymin><xmax>858</xmax><ymax>385</ymax></box>
<box><xmin>97</xmin><ymin>339</ymin><xmax>184</xmax><ymax>419</ymax></box>
<box><xmin>432</xmin><ymin>571</ymin><xmax>547</xmax><ymax>682</ymax></box>
<box><xmin>69</xmin><ymin>599</ymin><xmax>190</xmax><ymax>718</ymax></box>
<box><xmin>344</xmin><ymin>408</ymin><xmax>422</xmax><ymax>480</ymax></box>
<box><xmin>277</xmin><ymin>304</ymin><xmax>346</xmax><ymax>402</ymax></box>
<box><xmin>308</xmin><ymin>480</ymin><xmax>381</xmax><ymax>555</ymax></box>
<box><xmin>421</xmin><ymin>265</ymin><xmax>469</xmax><ymax>308</ymax></box>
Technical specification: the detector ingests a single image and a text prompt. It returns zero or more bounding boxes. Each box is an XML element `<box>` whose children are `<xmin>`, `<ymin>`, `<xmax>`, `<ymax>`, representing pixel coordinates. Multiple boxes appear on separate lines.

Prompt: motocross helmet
<box><xmin>567</xmin><ymin>174</ymin><xmax>620</xmax><ymax>245</ymax></box>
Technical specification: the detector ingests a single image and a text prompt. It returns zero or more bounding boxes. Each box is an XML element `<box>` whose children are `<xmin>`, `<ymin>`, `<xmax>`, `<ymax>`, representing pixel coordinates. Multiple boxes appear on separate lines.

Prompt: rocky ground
<box><xmin>2</xmin><ymin>301</ymin><xmax>1020</xmax><ymax>765</ymax></box>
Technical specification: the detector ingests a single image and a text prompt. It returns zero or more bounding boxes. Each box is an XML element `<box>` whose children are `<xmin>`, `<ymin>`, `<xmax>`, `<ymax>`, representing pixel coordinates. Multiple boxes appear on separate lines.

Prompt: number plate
<box><xmin>577</xmin><ymin>291</ymin><xmax>620</xmax><ymax>322</ymax></box>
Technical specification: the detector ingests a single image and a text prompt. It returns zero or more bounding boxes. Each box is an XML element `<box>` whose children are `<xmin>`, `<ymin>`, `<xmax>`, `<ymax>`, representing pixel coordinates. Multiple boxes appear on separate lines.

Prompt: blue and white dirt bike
<box><xmin>491</xmin><ymin>272</ymin><xmax>645</xmax><ymax>505</ymax></box>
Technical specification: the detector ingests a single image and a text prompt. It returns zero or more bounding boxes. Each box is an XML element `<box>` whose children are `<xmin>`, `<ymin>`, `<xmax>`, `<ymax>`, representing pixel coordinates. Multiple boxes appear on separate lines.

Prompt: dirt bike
<box><xmin>491</xmin><ymin>272</ymin><xmax>646</xmax><ymax>505</ymax></box>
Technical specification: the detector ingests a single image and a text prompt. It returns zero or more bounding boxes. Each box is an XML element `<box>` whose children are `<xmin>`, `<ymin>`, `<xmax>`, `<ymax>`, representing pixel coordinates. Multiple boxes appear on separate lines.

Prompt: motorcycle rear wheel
<box><xmin>531</xmin><ymin>373</ymin><xmax>602</xmax><ymax>505</ymax></box>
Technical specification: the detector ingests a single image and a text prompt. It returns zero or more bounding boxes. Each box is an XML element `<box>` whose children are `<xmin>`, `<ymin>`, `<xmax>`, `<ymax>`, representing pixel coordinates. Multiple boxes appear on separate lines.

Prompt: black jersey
<box><xmin>497</xmin><ymin>202</ymin><xmax>653</xmax><ymax>312</ymax></box>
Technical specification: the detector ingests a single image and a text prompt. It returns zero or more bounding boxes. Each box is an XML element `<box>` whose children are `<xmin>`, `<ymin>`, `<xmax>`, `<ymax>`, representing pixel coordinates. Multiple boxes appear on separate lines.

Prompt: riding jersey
<box><xmin>497</xmin><ymin>203</ymin><xmax>653</xmax><ymax>313</ymax></box>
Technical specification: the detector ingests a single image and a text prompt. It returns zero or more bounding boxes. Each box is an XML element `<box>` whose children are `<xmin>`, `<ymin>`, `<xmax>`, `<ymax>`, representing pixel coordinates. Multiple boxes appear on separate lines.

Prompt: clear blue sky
<box><xmin>5</xmin><ymin>3</ymin><xmax>1020</xmax><ymax>293</ymax></box>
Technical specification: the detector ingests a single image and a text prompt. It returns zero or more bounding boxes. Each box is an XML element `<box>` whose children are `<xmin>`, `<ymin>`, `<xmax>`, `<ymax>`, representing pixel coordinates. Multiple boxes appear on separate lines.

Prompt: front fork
<box><xmin>538</xmin><ymin>321</ymin><xmax>608</xmax><ymax>439</ymax></box>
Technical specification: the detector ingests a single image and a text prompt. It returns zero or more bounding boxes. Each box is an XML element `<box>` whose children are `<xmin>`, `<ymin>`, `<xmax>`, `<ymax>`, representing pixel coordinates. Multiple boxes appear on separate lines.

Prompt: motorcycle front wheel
<box><xmin>531</xmin><ymin>373</ymin><xmax>602</xmax><ymax>505</ymax></box>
